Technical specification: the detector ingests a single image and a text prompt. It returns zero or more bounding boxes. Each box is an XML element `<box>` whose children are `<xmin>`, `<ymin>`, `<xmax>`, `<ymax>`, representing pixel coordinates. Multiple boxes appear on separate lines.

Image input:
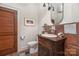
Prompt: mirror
<box><xmin>51</xmin><ymin>3</ymin><xmax>64</xmax><ymax>25</ymax></box>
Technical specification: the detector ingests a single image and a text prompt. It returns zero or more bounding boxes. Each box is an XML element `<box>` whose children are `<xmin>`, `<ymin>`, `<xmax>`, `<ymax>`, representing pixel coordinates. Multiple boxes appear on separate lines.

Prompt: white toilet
<box><xmin>27</xmin><ymin>41</ymin><xmax>38</xmax><ymax>54</ymax></box>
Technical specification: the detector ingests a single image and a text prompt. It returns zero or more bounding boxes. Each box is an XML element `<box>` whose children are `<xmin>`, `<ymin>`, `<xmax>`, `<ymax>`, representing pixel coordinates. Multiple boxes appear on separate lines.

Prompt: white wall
<box><xmin>38</xmin><ymin>4</ymin><xmax>52</xmax><ymax>34</ymax></box>
<box><xmin>61</xmin><ymin>3</ymin><xmax>79</xmax><ymax>24</ymax></box>
<box><xmin>0</xmin><ymin>3</ymin><xmax>39</xmax><ymax>52</ymax></box>
<box><xmin>64</xmin><ymin>23</ymin><xmax>77</xmax><ymax>34</ymax></box>
<box><xmin>18</xmin><ymin>4</ymin><xmax>39</xmax><ymax>51</ymax></box>
<box><xmin>38</xmin><ymin>11</ymin><xmax>52</xmax><ymax>34</ymax></box>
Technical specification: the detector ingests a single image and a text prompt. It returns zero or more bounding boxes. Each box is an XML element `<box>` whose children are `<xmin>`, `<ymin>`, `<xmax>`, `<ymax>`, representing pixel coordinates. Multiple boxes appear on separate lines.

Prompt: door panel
<box><xmin>0</xmin><ymin>6</ymin><xmax>17</xmax><ymax>55</ymax></box>
<box><xmin>0</xmin><ymin>36</ymin><xmax>14</xmax><ymax>51</ymax></box>
<box><xmin>0</xmin><ymin>10</ymin><xmax>14</xmax><ymax>18</ymax></box>
<box><xmin>0</xmin><ymin>17</ymin><xmax>14</xmax><ymax>26</ymax></box>
<box><xmin>0</xmin><ymin>26</ymin><xmax>14</xmax><ymax>33</ymax></box>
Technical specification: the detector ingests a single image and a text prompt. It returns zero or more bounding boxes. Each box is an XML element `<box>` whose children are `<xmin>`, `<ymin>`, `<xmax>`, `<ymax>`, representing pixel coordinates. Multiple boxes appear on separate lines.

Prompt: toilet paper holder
<box><xmin>20</xmin><ymin>36</ymin><xmax>25</xmax><ymax>40</ymax></box>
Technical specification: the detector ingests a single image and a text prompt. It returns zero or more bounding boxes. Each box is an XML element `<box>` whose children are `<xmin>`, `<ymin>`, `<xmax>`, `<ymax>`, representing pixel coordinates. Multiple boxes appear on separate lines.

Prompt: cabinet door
<box><xmin>0</xmin><ymin>7</ymin><xmax>17</xmax><ymax>55</ymax></box>
<box><xmin>38</xmin><ymin>36</ymin><xmax>53</xmax><ymax>56</ymax></box>
<box><xmin>38</xmin><ymin>44</ymin><xmax>50</xmax><ymax>56</ymax></box>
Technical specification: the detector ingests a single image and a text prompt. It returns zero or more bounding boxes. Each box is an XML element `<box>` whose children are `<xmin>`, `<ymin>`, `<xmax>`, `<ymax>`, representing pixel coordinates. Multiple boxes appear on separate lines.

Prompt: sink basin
<box><xmin>41</xmin><ymin>34</ymin><xmax>57</xmax><ymax>38</ymax></box>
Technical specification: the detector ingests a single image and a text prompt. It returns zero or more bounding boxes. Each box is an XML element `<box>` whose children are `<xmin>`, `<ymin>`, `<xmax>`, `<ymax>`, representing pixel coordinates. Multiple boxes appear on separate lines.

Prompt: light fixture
<box><xmin>43</xmin><ymin>3</ymin><xmax>63</xmax><ymax>13</ymax></box>
<box><xmin>43</xmin><ymin>3</ymin><xmax>55</xmax><ymax>11</ymax></box>
<box><xmin>43</xmin><ymin>3</ymin><xmax>46</xmax><ymax>7</ymax></box>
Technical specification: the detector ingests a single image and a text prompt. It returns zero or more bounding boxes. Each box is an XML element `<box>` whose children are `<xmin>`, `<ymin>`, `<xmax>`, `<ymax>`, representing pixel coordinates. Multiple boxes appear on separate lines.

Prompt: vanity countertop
<box><xmin>38</xmin><ymin>34</ymin><xmax>66</xmax><ymax>42</ymax></box>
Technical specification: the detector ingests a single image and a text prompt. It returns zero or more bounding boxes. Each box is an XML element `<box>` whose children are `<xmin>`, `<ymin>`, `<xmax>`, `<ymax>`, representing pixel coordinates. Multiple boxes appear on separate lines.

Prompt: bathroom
<box><xmin>0</xmin><ymin>3</ymin><xmax>79</xmax><ymax>56</ymax></box>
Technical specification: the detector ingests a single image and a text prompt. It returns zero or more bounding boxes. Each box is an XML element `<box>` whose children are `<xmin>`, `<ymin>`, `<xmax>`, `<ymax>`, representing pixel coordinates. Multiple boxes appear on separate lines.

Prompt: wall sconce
<box><xmin>43</xmin><ymin>3</ymin><xmax>55</xmax><ymax>11</ymax></box>
<box><xmin>43</xmin><ymin>3</ymin><xmax>46</xmax><ymax>7</ymax></box>
<box><xmin>43</xmin><ymin>3</ymin><xmax>63</xmax><ymax>13</ymax></box>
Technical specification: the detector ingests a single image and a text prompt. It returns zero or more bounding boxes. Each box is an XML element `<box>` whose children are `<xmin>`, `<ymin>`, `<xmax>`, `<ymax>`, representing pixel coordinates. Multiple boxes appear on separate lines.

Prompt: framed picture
<box><xmin>24</xmin><ymin>18</ymin><xmax>35</xmax><ymax>26</ymax></box>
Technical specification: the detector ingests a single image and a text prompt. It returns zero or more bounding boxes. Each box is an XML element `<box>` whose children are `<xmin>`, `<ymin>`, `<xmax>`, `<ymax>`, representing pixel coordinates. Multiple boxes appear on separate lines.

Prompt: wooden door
<box><xmin>0</xmin><ymin>7</ymin><xmax>17</xmax><ymax>55</ymax></box>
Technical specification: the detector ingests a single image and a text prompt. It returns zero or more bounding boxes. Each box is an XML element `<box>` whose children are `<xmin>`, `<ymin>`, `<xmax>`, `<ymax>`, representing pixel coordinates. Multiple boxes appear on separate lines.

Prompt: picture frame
<box><xmin>24</xmin><ymin>18</ymin><xmax>35</xmax><ymax>26</ymax></box>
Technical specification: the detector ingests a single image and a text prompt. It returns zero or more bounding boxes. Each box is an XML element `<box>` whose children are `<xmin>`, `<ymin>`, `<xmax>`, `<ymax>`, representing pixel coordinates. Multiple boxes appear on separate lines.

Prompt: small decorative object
<box><xmin>58</xmin><ymin>32</ymin><xmax>64</xmax><ymax>38</ymax></box>
<box><xmin>24</xmin><ymin>18</ymin><xmax>35</xmax><ymax>26</ymax></box>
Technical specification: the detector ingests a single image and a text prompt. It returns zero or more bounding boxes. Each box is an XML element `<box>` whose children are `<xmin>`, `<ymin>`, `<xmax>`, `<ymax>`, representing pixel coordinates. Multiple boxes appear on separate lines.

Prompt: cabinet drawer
<box><xmin>38</xmin><ymin>36</ymin><xmax>52</xmax><ymax>48</ymax></box>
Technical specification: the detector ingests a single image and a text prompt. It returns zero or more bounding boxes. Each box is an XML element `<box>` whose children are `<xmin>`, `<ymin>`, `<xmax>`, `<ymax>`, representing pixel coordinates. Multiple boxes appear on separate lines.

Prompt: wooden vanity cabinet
<box><xmin>38</xmin><ymin>36</ymin><xmax>53</xmax><ymax>56</ymax></box>
<box><xmin>38</xmin><ymin>36</ymin><xmax>66</xmax><ymax>56</ymax></box>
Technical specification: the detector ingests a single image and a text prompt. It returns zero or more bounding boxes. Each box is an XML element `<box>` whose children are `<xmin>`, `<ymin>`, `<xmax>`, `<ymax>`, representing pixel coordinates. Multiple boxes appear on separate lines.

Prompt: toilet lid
<box><xmin>27</xmin><ymin>41</ymin><xmax>37</xmax><ymax>46</ymax></box>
